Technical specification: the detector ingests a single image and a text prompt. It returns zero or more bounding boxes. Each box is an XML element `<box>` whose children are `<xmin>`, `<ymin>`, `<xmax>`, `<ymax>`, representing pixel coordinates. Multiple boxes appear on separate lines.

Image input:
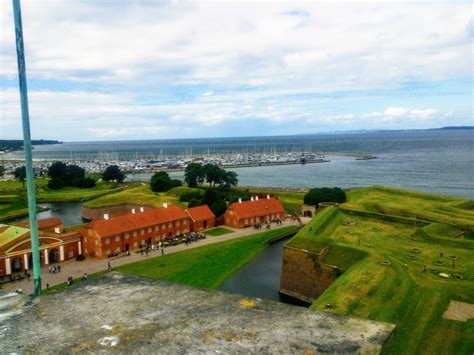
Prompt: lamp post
<box><xmin>12</xmin><ymin>0</ymin><xmax>41</xmax><ymax>296</ymax></box>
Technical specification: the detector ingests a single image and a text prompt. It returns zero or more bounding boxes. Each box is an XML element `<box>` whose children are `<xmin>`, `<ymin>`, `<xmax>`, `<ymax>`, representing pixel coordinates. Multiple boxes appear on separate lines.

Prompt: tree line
<box><xmin>12</xmin><ymin>163</ymin><xmax>126</xmax><ymax>189</ymax></box>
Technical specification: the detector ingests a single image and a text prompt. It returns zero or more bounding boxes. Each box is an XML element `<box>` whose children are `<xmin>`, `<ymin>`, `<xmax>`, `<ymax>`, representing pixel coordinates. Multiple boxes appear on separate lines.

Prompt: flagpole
<box><xmin>12</xmin><ymin>0</ymin><xmax>42</xmax><ymax>296</ymax></box>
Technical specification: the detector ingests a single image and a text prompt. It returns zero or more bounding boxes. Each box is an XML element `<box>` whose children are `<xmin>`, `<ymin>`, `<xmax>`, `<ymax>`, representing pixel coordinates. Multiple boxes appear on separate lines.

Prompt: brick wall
<box><xmin>279</xmin><ymin>246</ymin><xmax>340</xmax><ymax>304</ymax></box>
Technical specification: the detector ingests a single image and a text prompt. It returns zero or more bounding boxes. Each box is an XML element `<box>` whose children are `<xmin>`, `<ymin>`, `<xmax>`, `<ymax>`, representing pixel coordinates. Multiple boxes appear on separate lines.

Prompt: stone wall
<box><xmin>279</xmin><ymin>246</ymin><xmax>341</xmax><ymax>303</ymax></box>
<box><xmin>81</xmin><ymin>204</ymin><xmax>153</xmax><ymax>221</ymax></box>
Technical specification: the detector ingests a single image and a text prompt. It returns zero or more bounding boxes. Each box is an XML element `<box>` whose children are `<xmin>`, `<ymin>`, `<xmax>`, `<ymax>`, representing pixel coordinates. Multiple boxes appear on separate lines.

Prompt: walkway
<box><xmin>2</xmin><ymin>219</ymin><xmax>307</xmax><ymax>295</ymax></box>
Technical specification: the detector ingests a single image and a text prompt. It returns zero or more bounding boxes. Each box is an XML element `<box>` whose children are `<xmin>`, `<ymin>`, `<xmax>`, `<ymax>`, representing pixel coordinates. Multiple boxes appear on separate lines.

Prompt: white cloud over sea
<box><xmin>0</xmin><ymin>1</ymin><xmax>472</xmax><ymax>140</ymax></box>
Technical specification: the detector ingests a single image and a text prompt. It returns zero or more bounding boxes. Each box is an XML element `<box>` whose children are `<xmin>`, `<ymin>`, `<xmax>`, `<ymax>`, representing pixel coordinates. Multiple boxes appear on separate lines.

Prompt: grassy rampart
<box><xmin>285</xmin><ymin>186</ymin><xmax>474</xmax><ymax>354</ymax></box>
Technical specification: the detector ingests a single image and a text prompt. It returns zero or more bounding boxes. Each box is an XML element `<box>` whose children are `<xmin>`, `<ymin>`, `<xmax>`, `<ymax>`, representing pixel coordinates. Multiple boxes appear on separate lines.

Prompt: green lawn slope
<box><xmin>286</xmin><ymin>187</ymin><xmax>474</xmax><ymax>354</ymax></box>
<box><xmin>115</xmin><ymin>226</ymin><xmax>299</xmax><ymax>289</ymax></box>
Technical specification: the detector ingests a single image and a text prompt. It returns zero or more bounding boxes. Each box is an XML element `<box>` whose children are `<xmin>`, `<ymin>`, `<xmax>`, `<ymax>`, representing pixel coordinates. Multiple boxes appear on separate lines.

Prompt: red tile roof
<box><xmin>227</xmin><ymin>197</ymin><xmax>285</xmax><ymax>219</ymax></box>
<box><xmin>87</xmin><ymin>205</ymin><xmax>188</xmax><ymax>237</ymax></box>
<box><xmin>14</xmin><ymin>217</ymin><xmax>63</xmax><ymax>230</ymax></box>
<box><xmin>186</xmin><ymin>205</ymin><xmax>215</xmax><ymax>222</ymax></box>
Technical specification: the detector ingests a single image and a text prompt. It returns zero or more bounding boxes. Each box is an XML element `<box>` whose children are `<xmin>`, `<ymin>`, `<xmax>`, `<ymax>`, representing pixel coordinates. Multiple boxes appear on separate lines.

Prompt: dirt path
<box><xmin>2</xmin><ymin>219</ymin><xmax>307</xmax><ymax>295</ymax></box>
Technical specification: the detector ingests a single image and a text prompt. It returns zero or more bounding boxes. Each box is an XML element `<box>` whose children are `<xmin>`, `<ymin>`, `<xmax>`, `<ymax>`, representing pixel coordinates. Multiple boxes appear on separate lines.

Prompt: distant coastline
<box><xmin>0</xmin><ymin>139</ymin><xmax>62</xmax><ymax>153</ymax></box>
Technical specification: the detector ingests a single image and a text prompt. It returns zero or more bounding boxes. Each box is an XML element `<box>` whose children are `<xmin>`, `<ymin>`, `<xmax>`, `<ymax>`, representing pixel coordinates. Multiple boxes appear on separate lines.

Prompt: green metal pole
<box><xmin>12</xmin><ymin>0</ymin><xmax>41</xmax><ymax>296</ymax></box>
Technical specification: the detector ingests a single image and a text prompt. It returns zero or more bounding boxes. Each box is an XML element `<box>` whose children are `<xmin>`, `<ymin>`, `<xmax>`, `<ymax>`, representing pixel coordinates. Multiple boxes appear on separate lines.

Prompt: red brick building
<box><xmin>186</xmin><ymin>205</ymin><xmax>216</xmax><ymax>232</ymax></box>
<box><xmin>81</xmin><ymin>205</ymin><xmax>191</xmax><ymax>258</ymax></box>
<box><xmin>224</xmin><ymin>196</ymin><xmax>286</xmax><ymax>228</ymax></box>
<box><xmin>0</xmin><ymin>219</ymin><xmax>81</xmax><ymax>279</ymax></box>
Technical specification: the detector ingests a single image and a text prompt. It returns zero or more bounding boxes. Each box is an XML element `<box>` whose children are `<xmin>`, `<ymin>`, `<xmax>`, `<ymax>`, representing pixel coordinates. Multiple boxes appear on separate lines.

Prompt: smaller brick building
<box><xmin>14</xmin><ymin>216</ymin><xmax>63</xmax><ymax>233</ymax></box>
<box><xmin>186</xmin><ymin>205</ymin><xmax>216</xmax><ymax>232</ymax></box>
<box><xmin>81</xmin><ymin>205</ymin><xmax>192</xmax><ymax>258</ymax></box>
<box><xmin>224</xmin><ymin>196</ymin><xmax>285</xmax><ymax>228</ymax></box>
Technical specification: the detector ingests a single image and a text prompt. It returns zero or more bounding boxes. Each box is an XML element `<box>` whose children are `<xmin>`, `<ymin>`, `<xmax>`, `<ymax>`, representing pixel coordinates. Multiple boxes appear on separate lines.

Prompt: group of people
<box><xmin>140</xmin><ymin>242</ymin><xmax>164</xmax><ymax>256</ymax></box>
<box><xmin>48</xmin><ymin>265</ymin><xmax>62</xmax><ymax>274</ymax></box>
<box><xmin>253</xmin><ymin>219</ymin><xmax>283</xmax><ymax>230</ymax></box>
<box><xmin>164</xmin><ymin>231</ymin><xmax>206</xmax><ymax>247</ymax></box>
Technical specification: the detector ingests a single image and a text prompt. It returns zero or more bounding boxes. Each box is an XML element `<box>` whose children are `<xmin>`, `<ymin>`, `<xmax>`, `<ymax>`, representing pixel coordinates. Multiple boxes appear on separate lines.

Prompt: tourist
<box><xmin>83</xmin><ymin>273</ymin><xmax>88</xmax><ymax>280</ymax></box>
<box><xmin>48</xmin><ymin>266</ymin><xmax>52</xmax><ymax>273</ymax></box>
<box><xmin>46</xmin><ymin>283</ymin><xmax>49</xmax><ymax>289</ymax></box>
<box><xmin>58</xmin><ymin>265</ymin><xmax>61</xmax><ymax>273</ymax></box>
<box><xmin>107</xmin><ymin>261</ymin><xmax>112</xmax><ymax>272</ymax></box>
<box><xmin>161</xmin><ymin>248</ymin><xmax>164</xmax><ymax>255</ymax></box>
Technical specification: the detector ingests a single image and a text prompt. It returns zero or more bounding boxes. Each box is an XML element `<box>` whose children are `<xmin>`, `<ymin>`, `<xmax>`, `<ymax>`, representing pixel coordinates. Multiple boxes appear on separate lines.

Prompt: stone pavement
<box><xmin>2</xmin><ymin>219</ymin><xmax>307</xmax><ymax>295</ymax></box>
<box><xmin>0</xmin><ymin>272</ymin><xmax>395</xmax><ymax>353</ymax></box>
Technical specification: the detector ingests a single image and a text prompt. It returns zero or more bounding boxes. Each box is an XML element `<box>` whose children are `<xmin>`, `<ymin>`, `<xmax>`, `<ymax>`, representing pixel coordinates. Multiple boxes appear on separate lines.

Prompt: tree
<box><xmin>150</xmin><ymin>171</ymin><xmax>181</xmax><ymax>192</ymax></box>
<box><xmin>184</xmin><ymin>163</ymin><xmax>205</xmax><ymax>188</ymax></box>
<box><xmin>203</xmin><ymin>164</ymin><xmax>225</xmax><ymax>187</ymax></box>
<box><xmin>48</xmin><ymin>161</ymin><xmax>68</xmax><ymax>180</ymax></box>
<box><xmin>304</xmin><ymin>187</ymin><xmax>347</xmax><ymax>205</ymax></box>
<box><xmin>210</xmin><ymin>200</ymin><xmax>227</xmax><ymax>217</ymax></box>
<box><xmin>75</xmin><ymin>177</ymin><xmax>96</xmax><ymax>188</ymax></box>
<box><xmin>66</xmin><ymin>165</ymin><xmax>85</xmax><ymax>186</ymax></box>
<box><xmin>48</xmin><ymin>177</ymin><xmax>64</xmax><ymax>190</ymax></box>
<box><xmin>14</xmin><ymin>166</ymin><xmax>26</xmax><ymax>188</ymax></box>
<box><xmin>102</xmin><ymin>165</ymin><xmax>125</xmax><ymax>183</ymax></box>
<box><xmin>222</xmin><ymin>170</ymin><xmax>238</xmax><ymax>187</ymax></box>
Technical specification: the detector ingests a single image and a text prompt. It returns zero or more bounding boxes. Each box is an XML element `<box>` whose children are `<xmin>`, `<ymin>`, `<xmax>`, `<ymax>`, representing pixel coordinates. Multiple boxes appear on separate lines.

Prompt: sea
<box><xmin>13</xmin><ymin>129</ymin><xmax>474</xmax><ymax>199</ymax></box>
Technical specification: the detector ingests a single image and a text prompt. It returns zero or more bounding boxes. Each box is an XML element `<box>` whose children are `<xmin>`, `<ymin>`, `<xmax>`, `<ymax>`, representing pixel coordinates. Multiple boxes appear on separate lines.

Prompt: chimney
<box><xmin>238</xmin><ymin>198</ymin><xmax>242</xmax><ymax>203</ymax></box>
<box><xmin>104</xmin><ymin>213</ymin><xmax>109</xmax><ymax>220</ymax></box>
<box><xmin>54</xmin><ymin>227</ymin><xmax>60</xmax><ymax>234</ymax></box>
<box><xmin>163</xmin><ymin>202</ymin><xmax>168</xmax><ymax>208</ymax></box>
<box><xmin>255</xmin><ymin>196</ymin><xmax>259</xmax><ymax>201</ymax></box>
<box><xmin>267</xmin><ymin>194</ymin><xmax>270</xmax><ymax>199</ymax></box>
<box><xmin>140</xmin><ymin>207</ymin><xmax>144</xmax><ymax>212</ymax></box>
<box><xmin>132</xmin><ymin>208</ymin><xmax>136</xmax><ymax>214</ymax></box>
<box><xmin>251</xmin><ymin>197</ymin><xmax>254</xmax><ymax>202</ymax></box>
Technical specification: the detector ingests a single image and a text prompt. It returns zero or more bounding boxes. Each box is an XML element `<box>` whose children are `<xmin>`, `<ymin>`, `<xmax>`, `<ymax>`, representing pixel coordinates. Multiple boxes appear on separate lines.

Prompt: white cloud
<box><xmin>0</xmin><ymin>1</ymin><xmax>471</xmax><ymax>140</ymax></box>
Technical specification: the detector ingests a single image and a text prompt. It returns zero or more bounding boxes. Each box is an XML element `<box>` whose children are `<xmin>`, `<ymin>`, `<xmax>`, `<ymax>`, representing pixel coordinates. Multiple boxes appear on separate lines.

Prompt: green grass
<box><xmin>344</xmin><ymin>186</ymin><xmax>474</xmax><ymax>231</ymax></box>
<box><xmin>83</xmin><ymin>184</ymin><xmax>184</xmax><ymax>208</ymax></box>
<box><xmin>203</xmin><ymin>227</ymin><xmax>234</xmax><ymax>236</ymax></box>
<box><xmin>287</xmin><ymin>187</ymin><xmax>474</xmax><ymax>354</ymax></box>
<box><xmin>115</xmin><ymin>226</ymin><xmax>299</xmax><ymax>289</ymax></box>
<box><xmin>166</xmin><ymin>186</ymin><xmax>204</xmax><ymax>198</ymax></box>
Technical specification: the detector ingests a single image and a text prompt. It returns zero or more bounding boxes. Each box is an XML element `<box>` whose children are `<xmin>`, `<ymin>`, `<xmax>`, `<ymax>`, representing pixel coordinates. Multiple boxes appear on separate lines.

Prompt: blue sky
<box><xmin>0</xmin><ymin>1</ymin><xmax>472</xmax><ymax>141</ymax></box>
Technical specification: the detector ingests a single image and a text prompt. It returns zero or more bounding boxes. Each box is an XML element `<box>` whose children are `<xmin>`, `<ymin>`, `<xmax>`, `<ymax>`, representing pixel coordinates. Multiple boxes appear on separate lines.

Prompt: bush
<box><xmin>179</xmin><ymin>190</ymin><xmax>204</xmax><ymax>202</ymax></box>
<box><xmin>150</xmin><ymin>172</ymin><xmax>182</xmax><ymax>192</ymax></box>
<box><xmin>77</xmin><ymin>177</ymin><xmax>96</xmax><ymax>188</ymax></box>
<box><xmin>210</xmin><ymin>199</ymin><xmax>227</xmax><ymax>217</ymax></box>
<box><xmin>304</xmin><ymin>187</ymin><xmax>346</xmax><ymax>206</ymax></box>
<box><xmin>188</xmin><ymin>198</ymin><xmax>202</xmax><ymax>208</ymax></box>
<box><xmin>102</xmin><ymin>165</ymin><xmax>125</xmax><ymax>183</ymax></box>
<box><xmin>48</xmin><ymin>177</ymin><xmax>65</xmax><ymax>190</ymax></box>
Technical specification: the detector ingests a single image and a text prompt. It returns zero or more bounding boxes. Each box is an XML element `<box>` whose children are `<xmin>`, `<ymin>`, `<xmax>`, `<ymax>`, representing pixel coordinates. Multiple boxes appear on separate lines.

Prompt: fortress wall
<box><xmin>279</xmin><ymin>246</ymin><xmax>340</xmax><ymax>304</ymax></box>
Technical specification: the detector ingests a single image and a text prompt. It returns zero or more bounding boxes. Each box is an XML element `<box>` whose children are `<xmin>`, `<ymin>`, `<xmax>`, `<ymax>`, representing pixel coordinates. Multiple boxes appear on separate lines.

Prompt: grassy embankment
<box><xmin>115</xmin><ymin>226</ymin><xmax>298</xmax><ymax>288</ymax></box>
<box><xmin>203</xmin><ymin>227</ymin><xmax>234</xmax><ymax>237</ymax></box>
<box><xmin>82</xmin><ymin>185</ymin><xmax>199</xmax><ymax>209</ymax></box>
<box><xmin>287</xmin><ymin>186</ymin><xmax>474</xmax><ymax>354</ymax></box>
<box><xmin>0</xmin><ymin>179</ymin><xmax>123</xmax><ymax>221</ymax></box>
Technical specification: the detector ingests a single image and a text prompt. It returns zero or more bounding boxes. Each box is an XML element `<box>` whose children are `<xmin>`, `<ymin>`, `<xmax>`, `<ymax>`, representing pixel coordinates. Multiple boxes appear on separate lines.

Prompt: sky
<box><xmin>0</xmin><ymin>1</ymin><xmax>472</xmax><ymax>142</ymax></box>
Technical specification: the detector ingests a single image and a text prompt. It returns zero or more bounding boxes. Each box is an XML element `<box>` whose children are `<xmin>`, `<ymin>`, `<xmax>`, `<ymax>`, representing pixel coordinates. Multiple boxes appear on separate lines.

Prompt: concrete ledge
<box><xmin>1</xmin><ymin>273</ymin><xmax>395</xmax><ymax>353</ymax></box>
